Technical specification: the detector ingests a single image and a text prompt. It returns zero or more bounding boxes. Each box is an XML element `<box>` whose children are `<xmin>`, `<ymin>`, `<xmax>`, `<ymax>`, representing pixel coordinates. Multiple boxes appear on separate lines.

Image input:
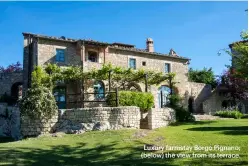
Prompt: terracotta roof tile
<box><xmin>109</xmin><ymin>46</ymin><xmax>190</xmax><ymax>60</ymax></box>
<box><xmin>22</xmin><ymin>32</ymin><xmax>190</xmax><ymax>61</ymax></box>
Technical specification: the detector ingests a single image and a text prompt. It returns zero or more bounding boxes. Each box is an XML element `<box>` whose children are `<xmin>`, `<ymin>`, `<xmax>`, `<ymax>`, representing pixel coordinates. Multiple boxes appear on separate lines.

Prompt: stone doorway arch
<box><xmin>188</xmin><ymin>97</ymin><xmax>194</xmax><ymax>113</ymax></box>
<box><xmin>11</xmin><ymin>82</ymin><xmax>23</xmax><ymax>101</ymax></box>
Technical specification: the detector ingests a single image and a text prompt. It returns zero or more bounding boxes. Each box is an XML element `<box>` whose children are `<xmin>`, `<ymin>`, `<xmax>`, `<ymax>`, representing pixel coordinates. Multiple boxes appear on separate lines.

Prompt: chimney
<box><xmin>169</xmin><ymin>48</ymin><xmax>178</xmax><ymax>57</ymax></box>
<box><xmin>146</xmin><ymin>38</ymin><xmax>154</xmax><ymax>52</ymax></box>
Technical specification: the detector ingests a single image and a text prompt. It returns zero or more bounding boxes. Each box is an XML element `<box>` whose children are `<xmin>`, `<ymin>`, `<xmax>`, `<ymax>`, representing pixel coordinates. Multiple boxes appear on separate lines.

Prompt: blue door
<box><xmin>53</xmin><ymin>87</ymin><xmax>66</xmax><ymax>109</ymax></box>
<box><xmin>94</xmin><ymin>81</ymin><xmax>105</xmax><ymax>99</ymax></box>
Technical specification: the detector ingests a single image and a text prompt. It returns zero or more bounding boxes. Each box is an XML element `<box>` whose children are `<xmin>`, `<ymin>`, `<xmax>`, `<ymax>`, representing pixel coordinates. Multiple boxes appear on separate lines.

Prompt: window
<box><xmin>158</xmin><ymin>85</ymin><xmax>173</xmax><ymax>108</ymax></box>
<box><xmin>93</xmin><ymin>81</ymin><xmax>105</xmax><ymax>99</ymax></box>
<box><xmin>129</xmin><ymin>58</ymin><xmax>136</xmax><ymax>69</ymax></box>
<box><xmin>88</xmin><ymin>51</ymin><xmax>98</xmax><ymax>62</ymax></box>
<box><xmin>56</xmin><ymin>49</ymin><xmax>65</xmax><ymax>62</ymax></box>
<box><xmin>164</xmin><ymin>63</ymin><xmax>171</xmax><ymax>73</ymax></box>
<box><xmin>142</xmin><ymin>61</ymin><xmax>146</xmax><ymax>66</ymax></box>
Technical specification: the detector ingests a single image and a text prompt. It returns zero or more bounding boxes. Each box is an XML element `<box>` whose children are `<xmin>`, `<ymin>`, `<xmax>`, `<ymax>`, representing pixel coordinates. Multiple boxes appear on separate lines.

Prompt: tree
<box><xmin>228</xmin><ymin>31</ymin><xmax>248</xmax><ymax>80</ymax></box>
<box><xmin>0</xmin><ymin>61</ymin><xmax>22</xmax><ymax>73</ymax></box>
<box><xmin>220</xmin><ymin>69</ymin><xmax>247</xmax><ymax>101</ymax></box>
<box><xmin>219</xmin><ymin>31</ymin><xmax>248</xmax><ymax>102</ymax></box>
<box><xmin>19</xmin><ymin>66</ymin><xmax>58</xmax><ymax>120</ymax></box>
<box><xmin>188</xmin><ymin>67</ymin><xmax>217</xmax><ymax>89</ymax></box>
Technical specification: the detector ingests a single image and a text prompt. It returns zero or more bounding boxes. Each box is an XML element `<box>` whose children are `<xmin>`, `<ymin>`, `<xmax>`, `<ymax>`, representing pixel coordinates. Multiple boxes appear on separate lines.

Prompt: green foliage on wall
<box><xmin>42</xmin><ymin>63</ymin><xmax>177</xmax><ymax>91</ymax></box>
<box><xmin>31</xmin><ymin>65</ymin><xmax>59</xmax><ymax>90</ymax></box>
<box><xmin>188</xmin><ymin>67</ymin><xmax>217</xmax><ymax>89</ymax></box>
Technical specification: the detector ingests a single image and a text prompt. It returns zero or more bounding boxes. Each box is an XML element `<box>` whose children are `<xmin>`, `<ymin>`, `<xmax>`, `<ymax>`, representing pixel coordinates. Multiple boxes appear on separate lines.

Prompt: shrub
<box><xmin>19</xmin><ymin>86</ymin><xmax>58</xmax><ymax>120</ymax></box>
<box><xmin>214</xmin><ymin>110</ymin><xmax>243</xmax><ymax>119</ymax></box>
<box><xmin>174</xmin><ymin>106</ymin><xmax>195</xmax><ymax>122</ymax></box>
<box><xmin>166</xmin><ymin>94</ymin><xmax>195</xmax><ymax>122</ymax></box>
<box><xmin>242</xmin><ymin>114</ymin><xmax>248</xmax><ymax>119</ymax></box>
<box><xmin>106</xmin><ymin>91</ymin><xmax>154</xmax><ymax>111</ymax></box>
<box><xmin>168</xmin><ymin>94</ymin><xmax>182</xmax><ymax>107</ymax></box>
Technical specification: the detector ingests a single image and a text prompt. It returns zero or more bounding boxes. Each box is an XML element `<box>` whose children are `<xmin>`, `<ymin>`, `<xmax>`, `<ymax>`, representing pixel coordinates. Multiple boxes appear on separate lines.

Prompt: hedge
<box><xmin>214</xmin><ymin>110</ymin><xmax>244</xmax><ymax>119</ymax></box>
<box><xmin>106</xmin><ymin>91</ymin><xmax>154</xmax><ymax>111</ymax></box>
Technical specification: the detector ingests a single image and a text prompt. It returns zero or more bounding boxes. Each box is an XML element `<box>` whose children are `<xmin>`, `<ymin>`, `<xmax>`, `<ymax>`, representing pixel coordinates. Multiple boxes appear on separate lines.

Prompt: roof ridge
<box><xmin>22</xmin><ymin>32</ymin><xmax>190</xmax><ymax>60</ymax></box>
<box><xmin>109</xmin><ymin>45</ymin><xmax>190</xmax><ymax>60</ymax></box>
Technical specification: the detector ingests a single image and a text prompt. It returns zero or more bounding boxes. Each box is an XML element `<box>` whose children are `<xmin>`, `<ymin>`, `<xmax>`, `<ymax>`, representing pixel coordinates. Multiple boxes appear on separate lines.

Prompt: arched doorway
<box><xmin>11</xmin><ymin>82</ymin><xmax>23</xmax><ymax>101</ymax></box>
<box><xmin>188</xmin><ymin>97</ymin><xmax>194</xmax><ymax>113</ymax></box>
<box><xmin>93</xmin><ymin>81</ymin><xmax>105</xmax><ymax>99</ymax></box>
<box><xmin>158</xmin><ymin>85</ymin><xmax>172</xmax><ymax>108</ymax></box>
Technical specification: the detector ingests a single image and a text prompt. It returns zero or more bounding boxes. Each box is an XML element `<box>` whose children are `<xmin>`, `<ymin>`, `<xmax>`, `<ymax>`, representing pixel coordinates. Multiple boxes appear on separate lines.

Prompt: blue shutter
<box><xmin>56</xmin><ymin>49</ymin><xmax>65</xmax><ymax>62</ymax></box>
<box><xmin>165</xmin><ymin>63</ymin><xmax>170</xmax><ymax>73</ymax></box>
<box><xmin>129</xmin><ymin>58</ymin><xmax>136</xmax><ymax>69</ymax></box>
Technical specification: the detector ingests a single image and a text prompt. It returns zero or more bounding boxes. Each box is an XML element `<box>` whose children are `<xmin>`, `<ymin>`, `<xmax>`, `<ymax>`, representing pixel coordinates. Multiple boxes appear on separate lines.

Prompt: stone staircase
<box><xmin>140</xmin><ymin>117</ymin><xmax>149</xmax><ymax>129</ymax></box>
<box><xmin>193</xmin><ymin>114</ymin><xmax>220</xmax><ymax>121</ymax></box>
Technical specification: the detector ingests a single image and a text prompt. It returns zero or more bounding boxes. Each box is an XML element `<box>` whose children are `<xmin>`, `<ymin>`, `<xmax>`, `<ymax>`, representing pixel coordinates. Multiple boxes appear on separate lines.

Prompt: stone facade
<box><xmin>37</xmin><ymin>39</ymin><xmax>82</xmax><ymax>66</ymax></box>
<box><xmin>0</xmin><ymin>104</ymin><xmax>21</xmax><ymax>140</ymax></box>
<box><xmin>147</xmin><ymin>108</ymin><xmax>176</xmax><ymax>129</ymax></box>
<box><xmin>21</xmin><ymin>106</ymin><xmax>141</xmax><ymax>137</ymax></box>
<box><xmin>22</xmin><ymin>33</ymin><xmax>214</xmax><ymax>111</ymax></box>
<box><xmin>186</xmin><ymin>82</ymin><xmax>212</xmax><ymax>113</ymax></box>
<box><xmin>0</xmin><ymin>72</ymin><xmax>23</xmax><ymax>97</ymax></box>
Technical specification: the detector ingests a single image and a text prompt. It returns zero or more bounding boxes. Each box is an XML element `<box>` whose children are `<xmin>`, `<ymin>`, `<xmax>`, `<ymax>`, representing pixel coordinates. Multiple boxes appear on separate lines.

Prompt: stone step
<box><xmin>193</xmin><ymin>115</ymin><xmax>220</xmax><ymax>121</ymax></box>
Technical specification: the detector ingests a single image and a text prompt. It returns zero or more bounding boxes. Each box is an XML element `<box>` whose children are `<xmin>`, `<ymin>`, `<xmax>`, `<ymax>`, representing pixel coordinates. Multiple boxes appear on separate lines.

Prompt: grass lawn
<box><xmin>0</xmin><ymin>119</ymin><xmax>247</xmax><ymax>166</ymax></box>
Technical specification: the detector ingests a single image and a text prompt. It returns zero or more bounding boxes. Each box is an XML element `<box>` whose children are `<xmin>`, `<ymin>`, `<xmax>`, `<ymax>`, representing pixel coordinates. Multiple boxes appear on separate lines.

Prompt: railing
<box><xmin>66</xmin><ymin>87</ymin><xmax>119</xmax><ymax>108</ymax></box>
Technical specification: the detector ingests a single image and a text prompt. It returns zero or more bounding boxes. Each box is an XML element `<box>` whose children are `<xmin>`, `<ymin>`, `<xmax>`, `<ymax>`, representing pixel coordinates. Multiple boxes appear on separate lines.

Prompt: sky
<box><xmin>0</xmin><ymin>2</ymin><xmax>247</xmax><ymax>75</ymax></box>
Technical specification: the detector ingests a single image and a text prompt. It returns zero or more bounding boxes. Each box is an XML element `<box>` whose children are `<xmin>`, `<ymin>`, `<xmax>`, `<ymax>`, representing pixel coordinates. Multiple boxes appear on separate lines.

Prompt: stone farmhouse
<box><xmin>20</xmin><ymin>32</ymin><xmax>212</xmax><ymax>113</ymax></box>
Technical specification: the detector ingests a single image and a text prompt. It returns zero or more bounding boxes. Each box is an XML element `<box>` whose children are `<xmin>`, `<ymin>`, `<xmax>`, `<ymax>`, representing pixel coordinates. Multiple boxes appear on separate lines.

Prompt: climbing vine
<box><xmin>42</xmin><ymin>63</ymin><xmax>177</xmax><ymax>91</ymax></box>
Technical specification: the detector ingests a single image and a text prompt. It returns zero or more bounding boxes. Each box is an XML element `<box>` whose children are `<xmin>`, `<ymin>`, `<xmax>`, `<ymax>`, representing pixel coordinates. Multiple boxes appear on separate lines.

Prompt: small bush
<box><xmin>242</xmin><ymin>114</ymin><xmax>248</xmax><ymax>119</ymax></box>
<box><xmin>168</xmin><ymin>94</ymin><xmax>181</xmax><ymax>107</ymax></box>
<box><xmin>106</xmin><ymin>91</ymin><xmax>154</xmax><ymax>111</ymax></box>
<box><xmin>19</xmin><ymin>86</ymin><xmax>58</xmax><ymax>120</ymax></box>
<box><xmin>167</xmin><ymin>94</ymin><xmax>195</xmax><ymax>122</ymax></box>
<box><xmin>174</xmin><ymin>106</ymin><xmax>195</xmax><ymax>122</ymax></box>
<box><xmin>214</xmin><ymin>110</ymin><xmax>243</xmax><ymax>119</ymax></box>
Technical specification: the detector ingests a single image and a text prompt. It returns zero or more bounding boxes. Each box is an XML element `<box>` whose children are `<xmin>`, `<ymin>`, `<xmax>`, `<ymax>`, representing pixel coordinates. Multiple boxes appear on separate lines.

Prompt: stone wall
<box><xmin>186</xmin><ymin>82</ymin><xmax>212</xmax><ymax>113</ymax></box>
<box><xmin>107</xmin><ymin>48</ymin><xmax>189</xmax><ymax>98</ymax></box>
<box><xmin>21</xmin><ymin>106</ymin><xmax>140</xmax><ymax>137</ymax></box>
<box><xmin>0</xmin><ymin>104</ymin><xmax>21</xmax><ymax>140</ymax></box>
<box><xmin>147</xmin><ymin>108</ymin><xmax>175</xmax><ymax>129</ymax></box>
<box><xmin>203</xmin><ymin>92</ymin><xmax>228</xmax><ymax>115</ymax></box>
<box><xmin>21</xmin><ymin>114</ymin><xmax>58</xmax><ymax>137</ymax></box>
<box><xmin>0</xmin><ymin>72</ymin><xmax>23</xmax><ymax>96</ymax></box>
<box><xmin>37</xmin><ymin>39</ymin><xmax>82</xmax><ymax>66</ymax></box>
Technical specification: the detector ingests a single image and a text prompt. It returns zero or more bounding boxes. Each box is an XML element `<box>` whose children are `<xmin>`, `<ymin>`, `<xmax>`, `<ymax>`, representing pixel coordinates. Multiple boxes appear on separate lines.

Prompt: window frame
<box><xmin>164</xmin><ymin>63</ymin><xmax>171</xmax><ymax>73</ymax></box>
<box><xmin>87</xmin><ymin>51</ymin><xmax>98</xmax><ymax>63</ymax></box>
<box><xmin>55</xmin><ymin>49</ymin><xmax>65</xmax><ymax>62</ymax></box>
<box><xmin>129</xmin><ymin>58</ymin><xmax>137</xmax><ymax>70</ymax></box>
